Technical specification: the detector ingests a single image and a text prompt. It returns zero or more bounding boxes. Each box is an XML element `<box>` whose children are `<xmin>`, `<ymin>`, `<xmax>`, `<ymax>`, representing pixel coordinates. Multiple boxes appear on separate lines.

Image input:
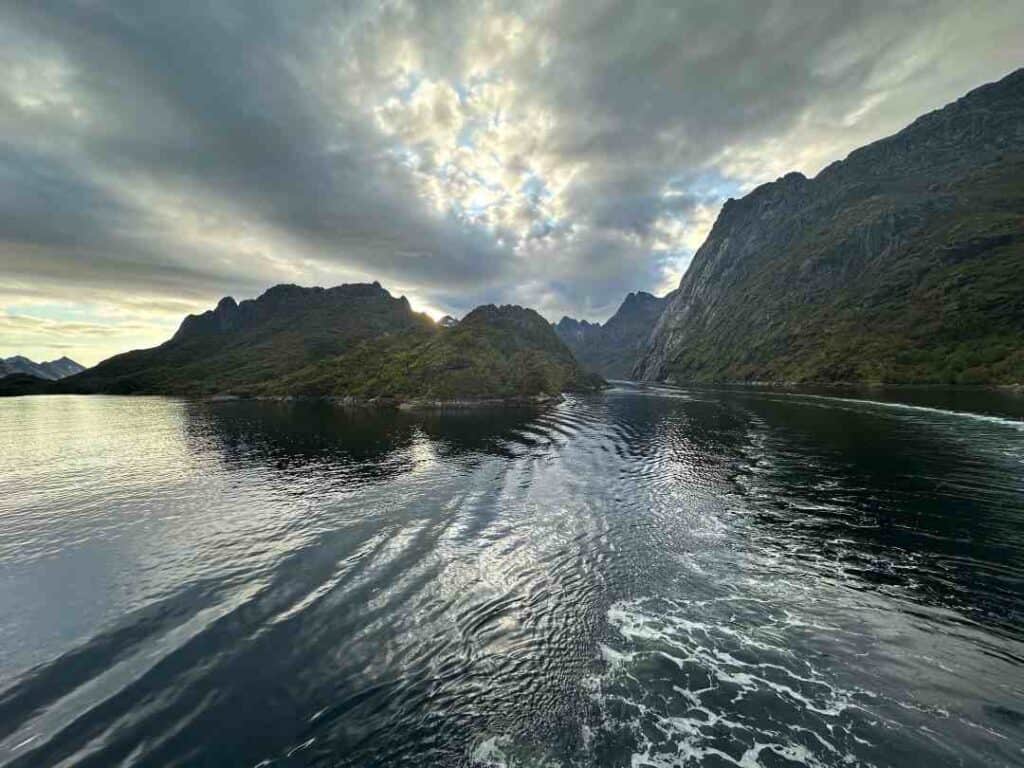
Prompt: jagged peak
<box><xmin>634</xmin><ymin>67</ymin><xmax>1024</xmax><ymax>385</ymax></box>
<box><xmin>462</xmin><ymin>303</ymin><xmax>554</xmax><ymax>330</ymax></box>
<box><xmin>41</xmin><ymin>356</ymin><xmax>84</xmax><ymax>368</ymax></box>
<box><xmin>556</xmin><ymin>315</ymin><xmax>599</xmax><ymax>330</ymax></box>
<box><xmin>620</xmin><ymin>290</ymin><xmax>660</xmax><ymax>306</ymax></box>
<box><xmin>465</xmin><ymin>303</ymin><xmax>530</xmax><ymax>318</ymax></box>
<box><xmin>171</xmin><ymin>281</ymin><xmax>406</xmax><ymax>343</ymax></box>
<box><xmin>817</xmin><ymin>66</ymin><xmax>1024</xmax><ymax>185</ymax></box>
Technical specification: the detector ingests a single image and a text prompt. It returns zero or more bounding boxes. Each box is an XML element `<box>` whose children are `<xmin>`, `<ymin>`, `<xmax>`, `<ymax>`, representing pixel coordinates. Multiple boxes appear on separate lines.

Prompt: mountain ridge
<box><xmin>59</xmin><ymin>281</ymin><xmax>432</xmax><ymax>395</ymax></box>
<box><xmin>555</xmin><ymin>290</ymin><xmax>675</xmax><ymax>378</ymax></box>
<box><xmin>2</xmin><ymin>283</ymin><xmax>602</xmax><ymax>402</ymax></box>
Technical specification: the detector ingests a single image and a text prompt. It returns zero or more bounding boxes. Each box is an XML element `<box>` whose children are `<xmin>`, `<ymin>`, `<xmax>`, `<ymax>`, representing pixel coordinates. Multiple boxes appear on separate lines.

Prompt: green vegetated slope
<box><xmin>635</xmin><ymin>67</ymin><xmax>1024</xmax><ymax>385</ymax></box>
<box><xmin>67</xmin><ymin>283</ymin><xmax>432</xmax><ymax>396</ymax></box>
<box><xmin>19</xmin><ymin>283</ymin><xmax>601</xmax><ymax>400</ymax></box>
<box><xmin>266</xmin><ymin>304</ymin><xmax>603</xmax><ymax>400</ymax></box>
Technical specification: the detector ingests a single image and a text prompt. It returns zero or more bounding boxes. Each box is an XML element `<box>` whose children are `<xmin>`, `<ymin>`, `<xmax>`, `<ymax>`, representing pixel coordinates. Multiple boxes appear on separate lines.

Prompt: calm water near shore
<box><xmin>1</xmin><ymin>385</ymin><xmax>1022</xmax><ymax>766</ymax></box>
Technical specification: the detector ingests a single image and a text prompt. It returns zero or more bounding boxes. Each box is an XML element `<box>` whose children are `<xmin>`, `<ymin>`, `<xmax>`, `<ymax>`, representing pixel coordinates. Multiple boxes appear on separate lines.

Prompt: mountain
<box><xmin>42</xmin><ymin>357</ymin><xmax>87</xmax><ymax>379</ymax></box>
<box><xmin>65</xmin><ymin>282</ymin><xmax>433</xmax><ymax>395</ymax></box>
<box><xmin>266</xmin><ymin>304</ymin><xmax>602</xmax><ymax>401</ymax></box>
<box><xmin>634</xmin><ymin>68</ymin><xmax>1024</xmax><ymax>386</ymax></box>
<box><xmin>4</xmin><ymin>283</ymin><xmax>601</xmax><ymax>401</ymax></box>
<box><xmin>555</xmin><ymin>290</ymin><xmax>675</xmax><ymax>378</ymax></box>
<box><xmin>0</xmin><ymin>356</ymin><xmax>86</xmax><ymax>380</ymax></box>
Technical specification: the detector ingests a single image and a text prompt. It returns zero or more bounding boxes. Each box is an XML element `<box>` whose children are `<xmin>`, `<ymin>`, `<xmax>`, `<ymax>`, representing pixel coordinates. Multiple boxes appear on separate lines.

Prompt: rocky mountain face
<box><xmin>555</xmin><ymin>290</ymin><xmax>675</xmax><ymax>378</ymax></box>
<box><xmin>635</xmin><ymin>67</ymin><xmax>1024</xmax><ymax>385</ymax></box>
<box><xmin>0</xmin><ymin>356</ymin><xmax>85</xmax><ymax>380</ymax></box>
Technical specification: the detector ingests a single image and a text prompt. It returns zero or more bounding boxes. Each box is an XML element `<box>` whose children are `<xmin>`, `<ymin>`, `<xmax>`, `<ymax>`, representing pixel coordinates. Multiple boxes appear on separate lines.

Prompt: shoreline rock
<box><xmin>235</xmin><ymin>392</ymin><xmax>569</xmax><ymax>410</ymax></box>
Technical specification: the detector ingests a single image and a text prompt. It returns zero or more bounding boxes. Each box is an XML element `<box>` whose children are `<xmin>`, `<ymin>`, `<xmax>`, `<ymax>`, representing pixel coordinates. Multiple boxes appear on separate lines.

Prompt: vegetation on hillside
<box><xmin>63</xmin><ymin>283</ymin><xmax>435</xmax><ymax>396</ymax></box>
<box><xmin>264</xmin><ymin>304</ymin><xmax>604</xmax><ymax>400</ymax></box>
<box><xmin>636</xmin><ymin>68</ymin><xmax>1024</xmax><ymax>386</ymax></box>
<box><xmin>1</xmin><ymin>286</ymin><xmax>603</xmax><ymax>401</ymax></box>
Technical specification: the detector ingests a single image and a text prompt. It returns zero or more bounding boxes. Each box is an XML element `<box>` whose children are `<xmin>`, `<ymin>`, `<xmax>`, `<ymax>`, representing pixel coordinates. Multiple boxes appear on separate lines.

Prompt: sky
<box><xmin>1</xmin><ymin>1</ymin><xmax>1022</xmax><ymax>366</ymax></box>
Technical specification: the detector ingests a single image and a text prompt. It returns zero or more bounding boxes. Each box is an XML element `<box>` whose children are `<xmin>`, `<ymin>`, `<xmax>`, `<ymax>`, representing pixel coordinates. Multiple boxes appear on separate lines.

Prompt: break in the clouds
<box><xmin>1</xmin><ymin>1</ymin><xmax>1021</xmax><ymax>365</ymax></box>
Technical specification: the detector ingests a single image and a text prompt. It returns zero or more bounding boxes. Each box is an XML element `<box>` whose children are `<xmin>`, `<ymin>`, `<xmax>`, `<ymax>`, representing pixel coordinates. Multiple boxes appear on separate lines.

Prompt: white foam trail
<box><xmin>759</xmin><ymin>392</ymin><xmax>1024</xmax><ymax>431</ymax></box>
<box><xmin>469</xmin><ymin>734</ymin><xmax>564</xmax><ymax>767</ymax></box>
<box><xmin>619</xmin><ymin>381</ymin><xmax>1024</xmax><ymax>431</ymax></box>
<box><xmin>592</xmin><ymin>597</ymin><xmax>879</xmax><ymax>768</ymax></box>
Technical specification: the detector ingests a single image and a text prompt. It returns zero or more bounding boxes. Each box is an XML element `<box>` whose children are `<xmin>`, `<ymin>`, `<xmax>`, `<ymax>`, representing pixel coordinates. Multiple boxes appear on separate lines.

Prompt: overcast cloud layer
<box><xmin>1</xmin><ymin>0</ymin><xmax>1021</xmax><ymax>365</ymax></box>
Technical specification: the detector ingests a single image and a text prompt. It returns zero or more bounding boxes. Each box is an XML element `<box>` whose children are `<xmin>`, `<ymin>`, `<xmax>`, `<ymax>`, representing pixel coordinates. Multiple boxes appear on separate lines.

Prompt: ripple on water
<box><xmin>0</xmin><ymin>390</ymin><xmax>1022</xmax><ymax>767</ymax></box>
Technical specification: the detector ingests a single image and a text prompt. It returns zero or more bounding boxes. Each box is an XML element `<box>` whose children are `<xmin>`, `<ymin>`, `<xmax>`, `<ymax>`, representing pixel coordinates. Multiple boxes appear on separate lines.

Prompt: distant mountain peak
<box><xmin>620</xmin><ymin>290</ymin><xmax>660</xmax><ymax>307</ymax></box>
<box><xmin>1</xmin><ymin>355</ymin><xmax>85</xmax><ymax>380</ymax></box>
<box><xmin>554</xmin><ymin>289</ymin><xmax>675</xmax><ymax>378</ymax></box>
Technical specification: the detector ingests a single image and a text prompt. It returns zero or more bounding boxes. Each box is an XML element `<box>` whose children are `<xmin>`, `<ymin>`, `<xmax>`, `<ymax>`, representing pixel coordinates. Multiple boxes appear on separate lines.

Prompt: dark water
<box><xmin>1</xmin><ymin>385</ymin><xmax>1022</xmax><ymax>767</ymax></box>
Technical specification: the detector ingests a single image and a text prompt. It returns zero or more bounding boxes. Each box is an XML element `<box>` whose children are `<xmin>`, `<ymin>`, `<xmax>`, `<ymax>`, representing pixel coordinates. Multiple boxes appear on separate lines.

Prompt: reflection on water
<box><xmin>0</xmin><ymin>386</ymin><xmax>1021</xmax><ymax>766</ymax></box>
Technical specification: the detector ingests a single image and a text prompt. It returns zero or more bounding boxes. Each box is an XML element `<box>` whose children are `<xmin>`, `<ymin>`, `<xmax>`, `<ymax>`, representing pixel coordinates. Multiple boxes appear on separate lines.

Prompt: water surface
<box><xmin>1</xmin><ymin>385</ymin><xmax>1022</xmax><ymax>766</ymax></box>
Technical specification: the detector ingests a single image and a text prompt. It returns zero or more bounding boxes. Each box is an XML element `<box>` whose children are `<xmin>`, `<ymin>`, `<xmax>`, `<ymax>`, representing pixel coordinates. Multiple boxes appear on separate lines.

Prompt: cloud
<box><xmin>0</xmin><ymin>0</ymin><xmax>1021</xmax><ymax>363</ymax></box>
<box><xmin>0</xmin><ymin>310</ymin><xmax>174</xmax><ymax>366</ymax></box>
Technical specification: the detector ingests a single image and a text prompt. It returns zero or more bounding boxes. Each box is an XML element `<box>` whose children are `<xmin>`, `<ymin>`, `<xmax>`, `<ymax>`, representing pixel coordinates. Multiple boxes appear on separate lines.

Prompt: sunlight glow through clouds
<box><xmin>1</xmin><ymin>1</ymin><xmax>1022</xmax><ymax>364</ymax></box>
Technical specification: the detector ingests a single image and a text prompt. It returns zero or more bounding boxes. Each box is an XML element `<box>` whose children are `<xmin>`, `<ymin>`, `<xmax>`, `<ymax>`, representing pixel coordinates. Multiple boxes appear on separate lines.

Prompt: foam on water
<box><xmin>589</xmin><ymin>595</ymin><xmax>872</xmax><ymax>767</ymax></box>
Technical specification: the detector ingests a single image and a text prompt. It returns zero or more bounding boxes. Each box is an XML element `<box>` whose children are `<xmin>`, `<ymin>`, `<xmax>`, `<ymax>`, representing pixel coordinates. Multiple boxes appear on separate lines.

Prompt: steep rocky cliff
<box><xmin>635</xmin><ymin>68</ymin><xmax>1024</xmax><ymax>385</ymax></box>
<box><xmin>556</xmin><ymin>290</ymin><xmax>674</xmax><ymax>378</ymax></box>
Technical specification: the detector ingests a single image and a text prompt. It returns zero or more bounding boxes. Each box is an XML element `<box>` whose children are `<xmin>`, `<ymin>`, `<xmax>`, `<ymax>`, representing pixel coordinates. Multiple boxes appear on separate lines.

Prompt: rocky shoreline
<box><xmin>203</xmin><ymin>392</ymin><xmax>570</xmax><ymax>410</ymax></box>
